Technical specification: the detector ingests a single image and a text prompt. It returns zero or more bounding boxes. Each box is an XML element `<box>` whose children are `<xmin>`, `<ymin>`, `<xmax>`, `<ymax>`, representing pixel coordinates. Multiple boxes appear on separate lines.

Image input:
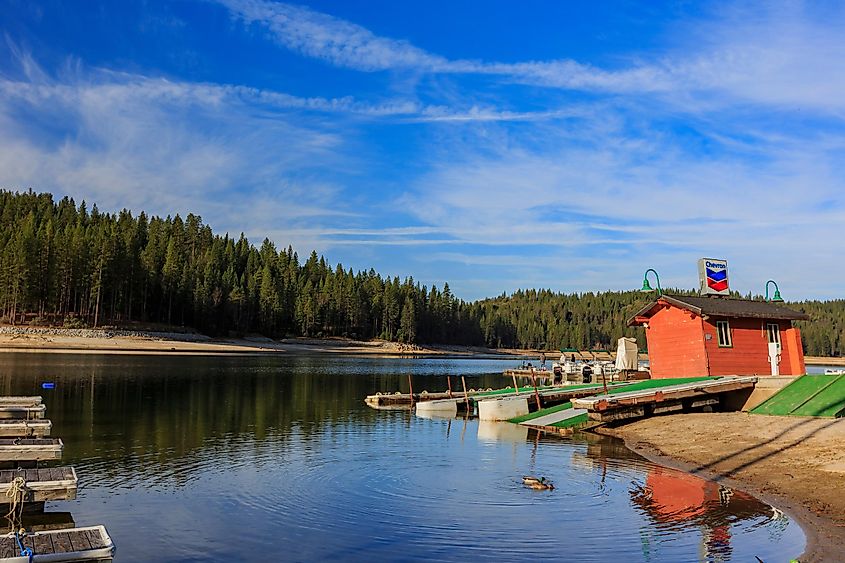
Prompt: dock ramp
<box><xmin>750</xmin><ymin>374</ymin><xmax>845</xmax><ymax>417</ymax></box>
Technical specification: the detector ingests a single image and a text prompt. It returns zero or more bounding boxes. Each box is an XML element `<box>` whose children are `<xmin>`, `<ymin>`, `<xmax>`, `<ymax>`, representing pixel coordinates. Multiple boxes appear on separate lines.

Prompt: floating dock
<box><xmin>366</xmin><ymin>390</ymin><xmax>467</xmax><ymax>409</ymax></box>
<box><xmin>572</xmin><ymin>376</ymin><xmax>757</xmax><ymax>423</ymax></box>
<box><xmin>424</xmin><ymin>382</ymin><xmax>632</xmax><ymax>420</ymax></box>
<box><xmin>0</xmin><ymin>467</ymin><xmax>78</xmax><ymax>502</ymax></box>
<box><xmin>0</xmin><ymin>395</ymin><xmax>115</xmax><ymax>562</ymax></box>
<box><xmin>0</xmin><ymin>439</ymin><xmax>63</xmax><ymax>462</ymax></box>
<box><xmin>0</xmin><ymin>525</ymin><xmax>114</xmax><ymax>562</ymax></box>
<box><xmin>0</xmin><ymin>420</ymin><xmax>52</xmax><ymax>438</ymax></box>
<box><xmin>0</xmin><ymin>404</ymin><xmax>47</xmax><ymax>420</ymax></box>
<box><xmin>0</xmin><ymin>398</ymin><xmax>42</xmax><ymax>406</ymax></box>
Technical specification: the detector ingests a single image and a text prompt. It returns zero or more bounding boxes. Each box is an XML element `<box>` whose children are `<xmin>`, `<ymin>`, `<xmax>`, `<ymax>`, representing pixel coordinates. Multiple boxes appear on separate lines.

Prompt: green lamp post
<box><xmin>641</xmin><ymin>268</ymin><xmax>662</xmax><ymax>296</ymax></box>
<box><xmin>765</xmin><ymin>280</ymin><xmax>784</xmax><ymax>302</ymax></box>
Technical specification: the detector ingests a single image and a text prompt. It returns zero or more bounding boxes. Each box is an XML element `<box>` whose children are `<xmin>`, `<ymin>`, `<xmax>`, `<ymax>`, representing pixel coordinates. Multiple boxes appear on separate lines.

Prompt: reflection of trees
<box><xmin>0</xmin><ymin>355</ymin><xmax>509</xmax><ymax>485</ymax></box>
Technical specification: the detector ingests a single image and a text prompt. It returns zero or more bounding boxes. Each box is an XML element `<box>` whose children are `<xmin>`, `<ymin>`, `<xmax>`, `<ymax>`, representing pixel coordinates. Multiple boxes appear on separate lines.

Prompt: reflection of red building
<box><xmin>631</xmin><ymin>465</ymin><xmax>777</xmax><ymax>562</ymax></box>
<box><xmin>628</xmin><ymin>295</ymin><xmax>809</xmax><ymax>378</ymax></box>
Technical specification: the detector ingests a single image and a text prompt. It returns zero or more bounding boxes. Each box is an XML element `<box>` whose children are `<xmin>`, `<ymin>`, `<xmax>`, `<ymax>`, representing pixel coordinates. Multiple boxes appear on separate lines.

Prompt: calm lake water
<box><xmin>0</xmin><ymin>354</ymin><xmax>804</xmax><ymax>562</ymax></box>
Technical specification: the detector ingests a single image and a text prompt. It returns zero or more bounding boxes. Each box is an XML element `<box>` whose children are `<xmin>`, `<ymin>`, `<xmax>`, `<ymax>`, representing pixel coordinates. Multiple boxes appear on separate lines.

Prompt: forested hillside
<box><xmin>0</xmin><ymin>190</ymin><xmax>841</xmax><ymax>356</ymax></box>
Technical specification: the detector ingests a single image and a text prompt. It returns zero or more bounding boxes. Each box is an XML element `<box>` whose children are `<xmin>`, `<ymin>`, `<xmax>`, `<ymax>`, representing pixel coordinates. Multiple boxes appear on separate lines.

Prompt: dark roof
<box><xmin>628</xmin><ymin>294</ymin><xmax>810</xmax><ymax>326</ymax></box>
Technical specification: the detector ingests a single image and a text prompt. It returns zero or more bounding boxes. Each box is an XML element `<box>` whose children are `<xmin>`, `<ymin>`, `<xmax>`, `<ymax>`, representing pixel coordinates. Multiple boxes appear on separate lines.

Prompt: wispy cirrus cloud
<box><xmin>219</xmin><ymin>0</ymin><xmax>845</xmax><ymax>115</ymax></box>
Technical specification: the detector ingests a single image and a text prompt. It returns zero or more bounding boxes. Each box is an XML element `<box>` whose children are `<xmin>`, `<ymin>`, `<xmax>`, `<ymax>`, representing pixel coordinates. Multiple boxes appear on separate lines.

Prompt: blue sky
<box><xmin>1</xmin><ymin>1</ymin><xmax>844</xmax><ymax>301</ymax></box>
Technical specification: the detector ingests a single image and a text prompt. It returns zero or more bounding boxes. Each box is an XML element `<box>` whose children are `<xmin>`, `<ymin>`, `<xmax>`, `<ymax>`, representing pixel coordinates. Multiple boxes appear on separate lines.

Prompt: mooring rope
<box><xmin>5</xmin><ymin>476</ymin><xmax>27</xmax><ymax>531</ymax></box>
<box><xmin>14</xmin><ymin>528</ymin><xmax>33</xmax><ymax>562</ymax></box>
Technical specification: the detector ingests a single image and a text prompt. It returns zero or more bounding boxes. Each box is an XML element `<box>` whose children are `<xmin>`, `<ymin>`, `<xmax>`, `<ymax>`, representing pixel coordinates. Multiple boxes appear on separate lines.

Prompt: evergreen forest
<box><xmin>0</xmin><ymin>190</ymin><xmax>842</xmax><ymax>356</ymax></box>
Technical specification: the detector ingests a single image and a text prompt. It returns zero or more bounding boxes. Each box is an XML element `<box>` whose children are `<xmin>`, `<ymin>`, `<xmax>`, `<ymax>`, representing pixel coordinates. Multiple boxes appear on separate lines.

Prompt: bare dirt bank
<box><xmin>0</xmin><ymin>330</ymin><xmax>513</xmax><ymax>358</ymax></box>
<box><xmin>600</xmin><ymin>413</ymin><xmax>845</xmax><ymax>562</ymax></box>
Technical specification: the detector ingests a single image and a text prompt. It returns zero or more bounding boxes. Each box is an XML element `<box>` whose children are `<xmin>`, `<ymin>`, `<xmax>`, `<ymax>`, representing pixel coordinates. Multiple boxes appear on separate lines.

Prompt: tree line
<box><xmin>0</xmin><ymin>190</ymin><xmax>841</xmax><ymax>356</ymax></box>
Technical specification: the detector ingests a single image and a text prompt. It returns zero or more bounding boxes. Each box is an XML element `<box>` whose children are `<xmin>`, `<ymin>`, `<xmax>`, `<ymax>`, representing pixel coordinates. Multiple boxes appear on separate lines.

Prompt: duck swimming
<box><xmin>522</xmin><ymin>476</ymin><xmax>554</xmax><ymax>490</ymax></box>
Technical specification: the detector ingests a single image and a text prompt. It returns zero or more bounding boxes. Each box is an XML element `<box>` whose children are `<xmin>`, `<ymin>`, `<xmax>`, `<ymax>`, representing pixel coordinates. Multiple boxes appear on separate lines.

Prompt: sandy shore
<box><xmin>0</xmin><ymin>331</ymin><xmax>514</xmax><ymax>357</ymax></box>
<box><xmin>601</xmin><ymin>413</ymin><xmax>845</xmax><ymax>562</ymax></box>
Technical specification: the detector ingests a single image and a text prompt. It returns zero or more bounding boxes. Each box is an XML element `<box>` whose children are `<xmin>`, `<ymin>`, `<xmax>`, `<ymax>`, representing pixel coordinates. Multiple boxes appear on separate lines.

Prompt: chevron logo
<box><xmin>706</xmin><ymin>268</ymin><xmax>727</xmax><ymax>282</ymax></box>
<box><xmin>708</xmin><ymin>278</ymin><xmax>729</xmax><ymax>291</ymax></box>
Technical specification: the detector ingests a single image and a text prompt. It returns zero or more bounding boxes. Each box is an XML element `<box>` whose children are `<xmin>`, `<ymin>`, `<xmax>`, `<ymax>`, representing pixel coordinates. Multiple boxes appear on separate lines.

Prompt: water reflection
<box><xmin>0</xmin><ymin>354</ymin><xmax>805</xmax><ymax>562</ymax></box>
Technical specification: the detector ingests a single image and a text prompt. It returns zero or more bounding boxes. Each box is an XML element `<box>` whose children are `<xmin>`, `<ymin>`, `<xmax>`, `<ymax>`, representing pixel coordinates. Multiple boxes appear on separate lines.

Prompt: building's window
<box><xmin>767</xmin><ymin>323</ymin><xmax>781</xmax><ymax>346</ymax></box>
<box><xmin>716</xmin><ymin>320</ymin><xmax>732</xmax><ymax>347</ymax></box>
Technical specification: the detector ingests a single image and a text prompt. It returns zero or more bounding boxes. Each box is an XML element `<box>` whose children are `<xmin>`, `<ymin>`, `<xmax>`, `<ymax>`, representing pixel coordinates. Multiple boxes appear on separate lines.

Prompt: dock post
<box><xmin>461</xmin><ymin>376</ymin><xmax>470</xmax><ymax>414</ymax></box>
<box><xmin>447</xmin><ymin>375</ymin><xmax>453</xmax><ymax>398</ymax></box>
<box><xmin>511</xmin><ymin>373</ymin><xmax>520</xmax><ymax>394</ymax></box>
<box><xmin>408</xmin><ymin>375</ymin><xmax>414</xmax><ymax>408</ymax></box>
<box><xmin>530</xmin><ymin>368</ymin><xmax>542</xmax><ymax>411</ymax></box>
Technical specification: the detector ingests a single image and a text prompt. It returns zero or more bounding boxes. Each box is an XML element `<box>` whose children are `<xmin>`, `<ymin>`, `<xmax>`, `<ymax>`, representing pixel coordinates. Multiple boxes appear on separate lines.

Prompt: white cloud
<box><xmin>218</xmin><ymin>0</ymin><xmax>446</xmax><ymax>71</ymax></box>
<box><xmin>219</xmin><ymin>0</ymin><xmax>845</xmax><ymax>116</ymax></box>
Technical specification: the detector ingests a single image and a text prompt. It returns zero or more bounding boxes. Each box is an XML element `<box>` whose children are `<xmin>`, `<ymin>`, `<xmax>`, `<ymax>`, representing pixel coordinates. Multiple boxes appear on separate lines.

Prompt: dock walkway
<box><xmin>0</xmin><ymin>467</ymin><xmax>77</xmax><ymax>502</ymax></box>
<box><xmin>0</xmin><ymin>421</ymin><xmax>51</xmax><ymax>438</ymax></box>
<box><xmin>518</xmin><ymin>407</ymin><xmax>588</xmax><ymax>427</ymax></box>
<box><xmin>0</xmin><ymin>525</ymin><xmax>114</xmax><ymax>562</ymax></box>
<box><xmin>572</xmin><ymin>376</ymin><xmax>757</xmax><ymax>422</ymax></box>
<box><xmin>0</xmin><ymin>439</ymin><xmax>63</xmax><ymax>462</ymax></box>
<box><xmin>0</xmin><ymin>396</ymin><xmax>115</xmax><ymax>562</ymax></box>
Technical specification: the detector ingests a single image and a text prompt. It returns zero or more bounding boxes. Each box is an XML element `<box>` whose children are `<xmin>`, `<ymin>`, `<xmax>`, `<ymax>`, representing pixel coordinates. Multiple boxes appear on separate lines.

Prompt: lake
<box><xmin>0</xmin><ymin>354</ymin><xmax>805</xmax><ymax>562</ymax></box>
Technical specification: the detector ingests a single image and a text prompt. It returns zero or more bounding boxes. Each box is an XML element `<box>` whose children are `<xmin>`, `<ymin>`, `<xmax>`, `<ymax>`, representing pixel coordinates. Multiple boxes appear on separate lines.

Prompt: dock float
<box><xmin>0</xmin><ymin>420</ymin><xmax>52</xmax><ymax>438</ymax></box>
<box><xmin>572</xmin><ymin>376</ymin><xmax>757</xmax><ymax>422</ymax></box>
<box><xmin>0</xmin><ymin>525</ymin><xmax>115</xmax><ymax>562</ymax></box>
<box><xmin>366</xmin><ymin>390</ymin><xmax>463</xmax><ymax>409</ymax></box>
<box><xmin>474</xmin><ymin>382</ymin><xmax>633</xmax><ymax>421</ymax></box>
<box><xmin>0</xmin><ymin>398</ymin><xmax>42</xmax><ymax>406</ymax></box>
<box><xmin>0</xmin><ymin>404</ymin><xmax>46</xmax><ymax>420</ymax></box>
<box><xmin>0</xmin><ymin>467</ymin><xmax>77</xmax><ymax>502</ymax></box>
<box><xmin>0</xmin><ymin>439</ymin><xmax>63</xmax><ymax>462</ymax></box>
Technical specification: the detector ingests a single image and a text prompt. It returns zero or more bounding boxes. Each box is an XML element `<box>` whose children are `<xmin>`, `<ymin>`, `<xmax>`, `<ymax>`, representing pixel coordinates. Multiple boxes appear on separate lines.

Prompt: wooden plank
<box><xmin>51</xmin><ymin>531</ymin><xmax>74</xmax><ymax>553</ymax></box>
<box><xmin>589</xmin><ymin>405</ymin><xmax>645</xmax><ymax>422</ymax></box>
<box><xmin>33</xmin><ymin>531</ymin><xmax>53</xmax><ymax>555</ymax></box>
<box><xmin>85</xmin><ymin>528</ymin><xmax>106</xmax><ymax>550</ymax></box>
<box><xmin>0</xmin><ymin>536</ymin><xmax>15</xmax><ymax>559</ymax></box>
<box><xmin>653</xmin><ymin>403</ymin><xmax>683</xmax><ymax>414</ymax></box>
<box><xmin>67</xmin><ymin>530</ymin><xmax>92</xmax><ymax>552</ymax></box>
<box><xmin>0</xmin><ymin>397</ymin><xmax>41</xmax><ymax>405</ymax></box>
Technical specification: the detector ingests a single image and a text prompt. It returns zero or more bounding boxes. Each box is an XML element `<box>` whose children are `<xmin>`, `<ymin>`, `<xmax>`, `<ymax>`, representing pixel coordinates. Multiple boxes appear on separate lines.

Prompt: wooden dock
<box><xmin>0</xmin><ymin>398</ymin><xmax>42</xmax><ymax>407</ymax></box>
<box><xmin>0</xmin><ymin>439</ymin><xmax>63</xmax><ymax>462</ymax></box>
<box><xmin>0</xmin><ymin>396</ymin><xmax>115</xmax><ymax>562</ymax></box>
<box><xmin>572</xmin><ymin>376</ymin><xmax>757</xmax><ymax>422</ymax></box>
<box><xmin>0</xmin><ymin>525</ymin><xmax>114</xmax><ymax>562</ymax></box>
<box><xmin>0</xmin><ymin>404</ymin><xmax>46</xmax><ymax>420</ymax></box>
<box><xmin>0</xmin><ymin>420</ymin><xmax>52</xmax><ymax>438</ymax></box>
<box><xmin>0</xmin><ymin>467</ymin><xmax>77</xmax><ymax>503</ymax></box>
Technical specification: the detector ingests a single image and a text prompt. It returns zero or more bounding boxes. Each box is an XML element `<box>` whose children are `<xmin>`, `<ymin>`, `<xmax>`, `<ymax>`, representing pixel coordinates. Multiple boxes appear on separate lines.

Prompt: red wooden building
<box><xmin>628</xmin><ymin>295</ymin><xmax>809</xmax><ymax>378</ymax></box>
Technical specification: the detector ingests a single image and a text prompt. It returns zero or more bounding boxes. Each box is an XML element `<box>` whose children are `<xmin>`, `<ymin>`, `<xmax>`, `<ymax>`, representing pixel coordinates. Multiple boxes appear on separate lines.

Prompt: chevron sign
<box><xmin>698</xmin><ymin>258</ymin><xmax>730</xmax><ymax>295</ymax></box>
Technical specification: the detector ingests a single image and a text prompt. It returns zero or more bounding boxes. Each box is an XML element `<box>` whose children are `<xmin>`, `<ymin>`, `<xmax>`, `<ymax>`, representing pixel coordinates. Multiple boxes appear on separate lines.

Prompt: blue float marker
<box><xmin>41</xmin><ymin>382</ymin><xmax>55</xmax><ymax>389</ymax></box>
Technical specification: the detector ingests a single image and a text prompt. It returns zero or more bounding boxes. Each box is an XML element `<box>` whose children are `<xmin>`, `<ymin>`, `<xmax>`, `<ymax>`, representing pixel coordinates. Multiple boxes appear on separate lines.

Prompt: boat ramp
<box><xmin>0</xmin><ymin>396</ymin><xmax>115</xmax><ymax>562</ymax></box>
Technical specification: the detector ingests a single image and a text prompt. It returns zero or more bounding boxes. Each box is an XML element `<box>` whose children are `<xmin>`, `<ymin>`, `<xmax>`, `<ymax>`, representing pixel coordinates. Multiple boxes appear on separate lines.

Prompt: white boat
<box><xmin>552</xmin><ymin>356</ymin><xmax>617</xmax><ymax>385</ymax></box>
<box><xmin>824</xmin><ymin>368</ymin><xmax>845</xmax><ymax>375</ymax></box>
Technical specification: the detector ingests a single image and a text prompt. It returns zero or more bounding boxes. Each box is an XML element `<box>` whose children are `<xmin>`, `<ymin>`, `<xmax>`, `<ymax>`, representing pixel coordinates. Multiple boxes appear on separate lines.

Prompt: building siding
<box><xmin>645</xmin><ymin>305</ymin><xmax>708</xmax><ymax>378</ymax></box>
<box><xmin>702</xmin><ymin>318</ymin><xmax>804</xmax><ymax>376</ymax></box>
